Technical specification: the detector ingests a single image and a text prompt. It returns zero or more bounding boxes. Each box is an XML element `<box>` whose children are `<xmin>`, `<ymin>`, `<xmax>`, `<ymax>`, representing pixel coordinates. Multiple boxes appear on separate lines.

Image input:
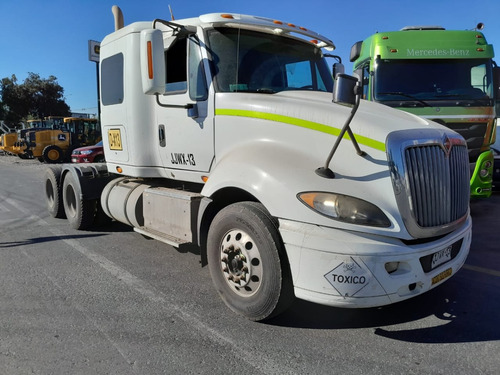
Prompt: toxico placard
<box><xmin>324</xmin><ymin>257</ymin><xmax>371</xmax><ymax>298</ymax></box>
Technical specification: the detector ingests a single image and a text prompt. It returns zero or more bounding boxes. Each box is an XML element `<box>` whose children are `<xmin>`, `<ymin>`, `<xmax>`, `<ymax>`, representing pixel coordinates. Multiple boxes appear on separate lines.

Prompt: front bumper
<box><xmin>279</xmin><ymin>216</ymin><xmax>472</xmax><ymax>308</ymax></box>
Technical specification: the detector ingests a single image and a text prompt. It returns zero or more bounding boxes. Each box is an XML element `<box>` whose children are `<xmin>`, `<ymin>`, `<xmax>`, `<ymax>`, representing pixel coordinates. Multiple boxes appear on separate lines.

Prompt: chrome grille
<box><xmin>405</xmin><ymin>144</ymin><xmax>469</xmax><ymax>227</ymax></box>
<box><xmin>387</xmin><ymin>129</ymin><xmax>470</xmax><ymax>238</ymax></box>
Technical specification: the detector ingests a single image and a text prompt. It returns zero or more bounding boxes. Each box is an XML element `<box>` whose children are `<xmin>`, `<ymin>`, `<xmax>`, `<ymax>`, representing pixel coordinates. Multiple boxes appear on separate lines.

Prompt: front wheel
<box><xmin>207</xmin><ymin>202</ymin><xmax>294</xmax><ymax>321</ymax></box>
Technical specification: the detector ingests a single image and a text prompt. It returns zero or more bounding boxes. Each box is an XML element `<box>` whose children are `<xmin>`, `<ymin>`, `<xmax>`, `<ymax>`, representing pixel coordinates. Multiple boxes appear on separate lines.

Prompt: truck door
<box><xmin>156</xmin><ymin>35</ymin><xmax>214</xmax><ymax>173</ymax></box>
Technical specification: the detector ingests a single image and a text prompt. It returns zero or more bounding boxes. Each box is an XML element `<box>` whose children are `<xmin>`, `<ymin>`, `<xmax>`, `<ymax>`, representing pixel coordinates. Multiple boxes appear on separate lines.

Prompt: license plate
<box><xmin>431</xmin><ymin>246</ymin><xmax>452</xmax><ymax>269</ymax></box>
<box><xmin>432</xmin><ymin>268</ymin><xmax>452</xmax><ymax>285</ymax></box>
<box><xmin>108</xmin><ymin>129</ymin><xmax>123</xmax><ymax>150</ymax></box>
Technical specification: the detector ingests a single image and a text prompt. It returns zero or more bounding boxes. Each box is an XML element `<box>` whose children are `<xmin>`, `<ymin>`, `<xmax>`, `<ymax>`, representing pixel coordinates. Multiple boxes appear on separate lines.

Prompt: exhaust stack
<box><xmin>112</xmin><ymin>5</ymin><xmax>124</xmax><ymax>31</ymax></box>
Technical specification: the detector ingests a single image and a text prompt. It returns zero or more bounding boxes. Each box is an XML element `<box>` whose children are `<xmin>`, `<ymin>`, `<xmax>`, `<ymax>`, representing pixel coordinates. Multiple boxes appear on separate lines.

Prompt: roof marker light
<box><xmin>273</xmin><ymin>20</ymin><xmax>283</xmax><ymax>25</ymax></box>
<box><xmin>299</xmin><ymin>26</ymin><xmax>307</xmax><ymax>31</ymax></box>
<box><xmin>220</xmin><ymin>14</ymin><xmax>234</xmax><ymax>19</ymax></box>
<box><xmin>287</xmin><ymin>23</ymin><xmax>296</xmax><ymax>28</ymax></box>
<box><xmin>390</xmin><ymin>49</ymin><xmax>398</xmax><ymax>53</ymax></box>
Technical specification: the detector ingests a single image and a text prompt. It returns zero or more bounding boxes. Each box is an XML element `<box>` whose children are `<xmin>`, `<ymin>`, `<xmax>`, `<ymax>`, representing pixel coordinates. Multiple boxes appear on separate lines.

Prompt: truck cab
<box><xmin>350</xmin><ymin>25</ymin><xmax>500</xmax><ymax>198</ymax></box>
<box><xmin>45</xmin><ymin>9</ymin><xmax>472</xmax><ymax>321</ymax></box>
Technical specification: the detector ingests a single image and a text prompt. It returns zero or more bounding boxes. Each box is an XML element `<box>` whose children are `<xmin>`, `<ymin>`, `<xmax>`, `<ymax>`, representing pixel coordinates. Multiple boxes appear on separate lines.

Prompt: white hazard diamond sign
<box><xmin>324</xmin><ymin>257</ymin><xmax>371</xmax><ymax>298</ymax></box>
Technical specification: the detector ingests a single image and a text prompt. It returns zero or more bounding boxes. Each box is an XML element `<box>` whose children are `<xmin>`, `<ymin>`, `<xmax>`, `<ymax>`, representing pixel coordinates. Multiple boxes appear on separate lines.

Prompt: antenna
<box><xmin>169</xmin><ymin>5</ymin><xmax>175</xmax><ymax>21</ymax></box>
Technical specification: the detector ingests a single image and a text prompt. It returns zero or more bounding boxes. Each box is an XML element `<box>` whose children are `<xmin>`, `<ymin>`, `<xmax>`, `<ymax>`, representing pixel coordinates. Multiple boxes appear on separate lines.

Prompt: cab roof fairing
<box><xmin>153</xmin><ymin>13</ymin><xmax>336</xmax><ymax>51</ymax></box>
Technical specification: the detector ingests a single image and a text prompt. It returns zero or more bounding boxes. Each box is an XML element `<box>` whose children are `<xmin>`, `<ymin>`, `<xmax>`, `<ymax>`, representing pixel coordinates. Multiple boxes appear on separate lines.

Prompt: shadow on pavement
<box><xmin>267</xmin><ymin>268</ymin><xmax>500</xmax><ymax>344</ymax></box>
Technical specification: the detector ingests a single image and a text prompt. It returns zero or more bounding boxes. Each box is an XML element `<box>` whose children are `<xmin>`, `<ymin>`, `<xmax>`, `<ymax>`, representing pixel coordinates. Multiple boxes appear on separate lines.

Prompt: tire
<box><xmin>42</xmin><ymin>145</ymin><xmax>64</xmax><ymax>163</ymax></box>
<box><xmin>45</xmin><ymin>167</ymin><xmax>66</xmax><ymax>219</ymax></box>
<box><xmin>207</xmin><ymin>202</ymin><xmax>294</xmax><ymax>321</ymax></box>
<box><xmin>62</xmin><ymin>172</ymin><xmax>97</xmax><ymax>230</ymax></box>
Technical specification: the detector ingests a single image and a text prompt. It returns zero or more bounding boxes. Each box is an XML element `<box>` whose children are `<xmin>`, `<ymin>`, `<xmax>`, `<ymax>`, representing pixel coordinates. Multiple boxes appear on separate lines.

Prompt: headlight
<box><xmin>298</xmin><ymin>192</ymin><xmax>391</xmax><ymax>227</ymax></box>
<box><xmin>80</xmin><ymin>150</ymin><xmax>94</xmax><ymax>155</ymax></box>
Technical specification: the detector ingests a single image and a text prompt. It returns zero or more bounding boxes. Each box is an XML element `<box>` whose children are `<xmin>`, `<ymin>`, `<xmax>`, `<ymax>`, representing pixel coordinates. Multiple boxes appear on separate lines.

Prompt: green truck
<box><xmin>350</xmin><ymin>24</ymin><xmax>500</xmax><ymax>198</ymax></box>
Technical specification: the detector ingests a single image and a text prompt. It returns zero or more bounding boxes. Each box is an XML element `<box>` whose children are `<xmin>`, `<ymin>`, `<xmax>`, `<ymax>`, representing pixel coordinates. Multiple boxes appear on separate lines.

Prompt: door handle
<box><xmin>159</xmin><ymin>124</ymin><xmax>166</xmax><ymax>147</ymax></box>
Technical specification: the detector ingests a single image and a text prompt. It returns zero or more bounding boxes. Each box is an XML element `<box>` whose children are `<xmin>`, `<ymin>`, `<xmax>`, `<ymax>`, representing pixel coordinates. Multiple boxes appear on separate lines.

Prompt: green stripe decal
<box><xmin>215</xmin><ymin>109</ymin><xmax>386</xmax><ymax>152</ymax></box>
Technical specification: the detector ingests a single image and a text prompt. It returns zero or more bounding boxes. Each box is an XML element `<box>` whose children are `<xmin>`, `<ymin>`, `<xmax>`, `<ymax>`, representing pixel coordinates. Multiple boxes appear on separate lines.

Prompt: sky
<box><xmin>1</xmin><ymin>0</ymin><xmax>499</xmax><ymax>117</ymax></box>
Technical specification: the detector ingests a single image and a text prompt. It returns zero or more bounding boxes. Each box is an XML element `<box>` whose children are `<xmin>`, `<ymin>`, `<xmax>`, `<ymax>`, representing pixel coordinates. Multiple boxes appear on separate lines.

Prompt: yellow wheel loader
<box><xmin>22</xmin><ymin>118</ymin><xmax>101</xmax><ymax>163</ymax></box>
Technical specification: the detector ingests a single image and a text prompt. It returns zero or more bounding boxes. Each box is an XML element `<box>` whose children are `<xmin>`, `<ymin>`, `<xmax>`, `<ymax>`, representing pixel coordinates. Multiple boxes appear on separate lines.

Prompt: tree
<box><xmin>0</xmin><ymin>73</ymin><xmax>71</xmax><ymax>126</ymax></box>
<box><xmin>23</xmin><ymin>73</ymin><xmax>71</xmax><ymax>119</ymax></box>
<box><xmin>0</xmin><ymin>75</ymin><xmax>29</xmax><ymax>126</ymax></box>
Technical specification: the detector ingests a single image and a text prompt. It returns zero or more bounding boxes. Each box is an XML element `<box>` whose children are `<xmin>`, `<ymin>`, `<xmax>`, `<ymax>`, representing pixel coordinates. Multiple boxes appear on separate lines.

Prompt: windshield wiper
<box><xmin>256</xmin><ymin>88</ymin><xmax>277</xmax><ymax>94</ymax></box>
<box><xmin>234</xmin><ymin>88</ymin><xmax>277</xmax><ymax>94</ymax></box>
<box><xmin>434</xmin><ymin>94</ymin><xmax>492</xmax><ymax>107</ymax></box>
<box><xmin>377</xmin><ymin>92</ymin><xmax>433</xmax><ymax>107</ymax></box>
<box><xmin>434</xmin><ymin>94</ymin><xmax>464</xmax><ymax>98</ymax></box>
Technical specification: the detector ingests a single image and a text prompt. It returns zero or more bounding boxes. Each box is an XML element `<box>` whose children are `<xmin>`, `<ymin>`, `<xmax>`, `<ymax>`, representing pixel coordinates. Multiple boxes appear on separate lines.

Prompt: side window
<box><xmin>164</xmin><ymin>37</ymin><xmax>208</xmax><ymax>100</ymax></box>
<box><xmin>471</xmin><ymin>64</ymin><xmax>487</xmax><ymax>93</ymax></box>
<box><xmin>101</xmin><ymin>53</ymin><xmax>124</xmax><ymax>105</ymax></box>
<box><xmin>314</xmin><ymin>64</ymin><xmax>327</xmax><ymax>91</ymax></box>
<box><xmin>165</xmin><ymin>39</ymin><xmax>187</xmax><ymax>93</ymax></box>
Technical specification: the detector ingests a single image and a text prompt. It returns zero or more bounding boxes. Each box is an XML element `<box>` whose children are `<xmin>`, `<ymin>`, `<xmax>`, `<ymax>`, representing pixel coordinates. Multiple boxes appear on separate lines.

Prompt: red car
<box><xmin>71</xmin><ymin>141</ymin><xmax>105</xmax><ymax>163</ymax></box>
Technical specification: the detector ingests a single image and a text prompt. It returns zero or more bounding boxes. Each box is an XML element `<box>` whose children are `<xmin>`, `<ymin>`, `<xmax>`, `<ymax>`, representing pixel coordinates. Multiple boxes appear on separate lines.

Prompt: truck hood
<box><xmin>215</xmin><ymin>90</ymin><xmax>442</xmax><ymax>152</ymax></box>
<box><xmin>212</xmin><ymin>91</ymin><xmax>462</xmax><ymax>240</ymax></box>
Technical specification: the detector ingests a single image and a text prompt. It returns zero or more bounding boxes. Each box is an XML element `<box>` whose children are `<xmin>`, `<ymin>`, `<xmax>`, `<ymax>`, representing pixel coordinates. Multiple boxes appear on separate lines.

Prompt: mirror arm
<box><xmin>152</xmin><ymin>19</ymin><xmax>196</xmax><ymax>36</ymax></box>
<box><xmin>316</xmin><ymin>83</ymin><xmax>365</xmax><ymax>179</ymax></box>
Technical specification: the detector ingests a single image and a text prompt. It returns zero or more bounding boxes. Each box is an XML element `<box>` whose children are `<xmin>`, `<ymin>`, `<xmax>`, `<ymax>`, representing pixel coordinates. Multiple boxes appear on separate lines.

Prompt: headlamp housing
<box><xmin>298</xmin><ymin>192</ymin><xmax>391</xmax><ymax>227</ymax></box>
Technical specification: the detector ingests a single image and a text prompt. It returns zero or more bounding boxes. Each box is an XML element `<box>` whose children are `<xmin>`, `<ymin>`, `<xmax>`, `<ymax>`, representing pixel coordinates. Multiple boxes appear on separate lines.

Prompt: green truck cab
<box><xmin>350</xmin><ymin>25</ymin><xmax>500</xmax><ymax>198</ymax></box>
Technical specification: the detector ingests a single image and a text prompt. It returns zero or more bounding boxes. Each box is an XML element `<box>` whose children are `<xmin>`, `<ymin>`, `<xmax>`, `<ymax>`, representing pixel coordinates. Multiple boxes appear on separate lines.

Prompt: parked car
<box><xmin>71</xmin><ymin>141</ymin><xmax>105</xmax><ymax>163</ymax></box>
<box><xmin>492</xmin><ymin>129</ymin><xmax>500</xmax><ymax>192</ymax></box>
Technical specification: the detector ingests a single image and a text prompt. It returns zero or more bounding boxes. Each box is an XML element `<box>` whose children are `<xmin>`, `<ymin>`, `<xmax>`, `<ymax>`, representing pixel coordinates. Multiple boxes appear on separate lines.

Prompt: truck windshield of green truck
<box><xmin>374</xmin><ymin>58</ymin><xmax>494</xmax><ymax>105</ymax></box>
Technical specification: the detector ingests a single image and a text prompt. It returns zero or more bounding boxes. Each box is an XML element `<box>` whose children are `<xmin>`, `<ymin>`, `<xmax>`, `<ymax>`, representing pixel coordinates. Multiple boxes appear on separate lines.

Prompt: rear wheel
<box><xmin>45</xmin><ymin>166</ymin><xmax>65</xmax><ymax>219</ymax></box>
<box><xmin>62</xmin><ymin>172</ymin><xmax>96</xmax><ymax>230</ymax></box>
<box><xmin>42</xmin><ymin>145</ymin><xmax>64</xmax><ymax>163</ymax></box>
<box><xmin>207</xmin><ymin>202</ymin><xmax>294</xmax><ymax>321</ymax></box>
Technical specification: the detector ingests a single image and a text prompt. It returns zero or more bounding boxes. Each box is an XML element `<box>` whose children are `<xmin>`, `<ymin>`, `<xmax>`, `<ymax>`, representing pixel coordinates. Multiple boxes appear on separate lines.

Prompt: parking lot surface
<box><xmin>0</xmin><ymin>155</ymin><xmax>499</xmax><ymax>374</ymax></box>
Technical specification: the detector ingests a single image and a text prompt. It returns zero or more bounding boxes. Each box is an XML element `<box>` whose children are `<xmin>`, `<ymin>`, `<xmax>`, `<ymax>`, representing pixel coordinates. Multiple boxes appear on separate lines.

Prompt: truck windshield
<box><xmin>373</xmin><ymin>59</ymin><xmax>494</xmax><ymax>106</ymax></box>
<box><xmin>207</xmin><ymin>27</ymin><xmax>333</xmax><ymax>94</ymax></box>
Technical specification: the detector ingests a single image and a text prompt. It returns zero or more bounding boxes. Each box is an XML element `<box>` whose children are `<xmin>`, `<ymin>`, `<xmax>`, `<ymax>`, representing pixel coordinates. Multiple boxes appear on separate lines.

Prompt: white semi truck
<box><xmin>44</xmin><ymin>7</ymin><xmax>472</xmax><ymax>321</ymax></box>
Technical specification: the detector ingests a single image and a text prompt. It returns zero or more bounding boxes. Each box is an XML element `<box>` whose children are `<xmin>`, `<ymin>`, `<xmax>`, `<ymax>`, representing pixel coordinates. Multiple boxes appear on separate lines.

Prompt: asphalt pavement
<box><xmin>0</xmin><ymin>155</ymin><xmax>499</xmax><ymax>374</ymax></box>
